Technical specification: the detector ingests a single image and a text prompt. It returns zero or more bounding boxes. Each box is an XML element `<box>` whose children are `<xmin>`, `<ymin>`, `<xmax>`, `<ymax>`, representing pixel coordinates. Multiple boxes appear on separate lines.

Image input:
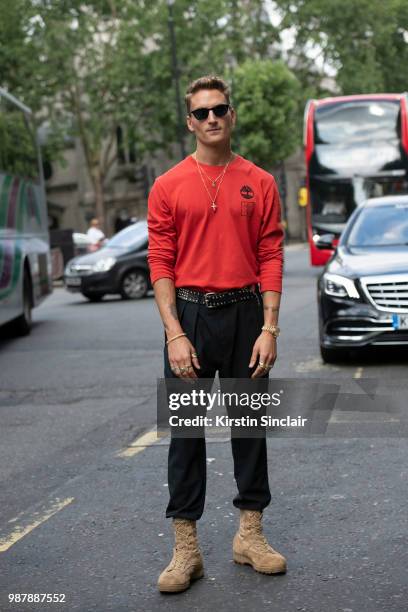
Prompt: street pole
<box><xmin>167</xmin><ymin>0</ymin><xmax>186</xmax><ymax>159</ymax></box>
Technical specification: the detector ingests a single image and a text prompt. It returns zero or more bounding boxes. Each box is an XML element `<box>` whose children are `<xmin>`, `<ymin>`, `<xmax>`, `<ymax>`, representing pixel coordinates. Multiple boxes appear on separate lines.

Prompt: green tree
<box><xmin>0</xmin><ymin>0</ymin><xmax>283</xmax><ymax>225</ymax></box>
<box><xmin>0</xmin><ymin>0</ymin><xmax>32</xmax><ymax>94</ymax></box>
<box><xmin>143</xmin><ymin>0</ymin><xmax>280</xmax><ymax>153</ymax></box>
<box><xmin>274</xmin><ymin>0</ymin><xmax>408</xmax><ymax>94</ymax></box>
<box><xmin>232</xmin><ymin>59</ymin><xmax>301</xmax><ymax>168</ymax></box>
<box><xmin>26</xmin><ymin>0</ymin><xmax>159</xmax><ymax>228</ymax></box>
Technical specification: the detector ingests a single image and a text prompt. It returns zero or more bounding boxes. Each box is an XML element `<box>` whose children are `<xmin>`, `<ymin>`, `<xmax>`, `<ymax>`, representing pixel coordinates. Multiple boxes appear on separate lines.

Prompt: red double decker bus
<box><xmin>303</xmin><ymin>93</ymin><xmax>408</xmax><ymax>265</ymax></box>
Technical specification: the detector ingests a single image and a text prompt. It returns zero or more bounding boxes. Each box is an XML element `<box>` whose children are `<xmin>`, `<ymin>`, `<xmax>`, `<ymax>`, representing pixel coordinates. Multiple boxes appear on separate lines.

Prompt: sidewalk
<box><xmin>285</xmin><ymin>241</ymin><xmax>308</xmax><ymax>252</ymax></box>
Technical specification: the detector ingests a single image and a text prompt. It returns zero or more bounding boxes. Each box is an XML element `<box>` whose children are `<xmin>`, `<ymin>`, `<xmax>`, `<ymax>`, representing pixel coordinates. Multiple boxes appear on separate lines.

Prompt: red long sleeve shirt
<box><xmin>147</xmin><ymin>154</ymin><xmax>284</xmax><ymax>293</ymax></box>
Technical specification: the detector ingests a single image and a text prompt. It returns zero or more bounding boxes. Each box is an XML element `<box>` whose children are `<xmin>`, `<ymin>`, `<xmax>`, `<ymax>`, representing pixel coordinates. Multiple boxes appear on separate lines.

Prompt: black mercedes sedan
<box><xmin>317</xmin><ymin>195</ymin><xmax>408</xmax><ymax>362</ymax></box>
<box><xmin>64</xmin><ymin>221</ymin><xmax>151</xmax><ymax>301</ymax></box>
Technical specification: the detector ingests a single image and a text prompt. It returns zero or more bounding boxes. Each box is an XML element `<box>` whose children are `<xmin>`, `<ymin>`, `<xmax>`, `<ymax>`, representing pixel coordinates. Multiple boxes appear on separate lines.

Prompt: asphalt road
<box><xmin>0</xmin><ymin>244</ymin><xmax>407</xmax><ymax>612</ymax></box>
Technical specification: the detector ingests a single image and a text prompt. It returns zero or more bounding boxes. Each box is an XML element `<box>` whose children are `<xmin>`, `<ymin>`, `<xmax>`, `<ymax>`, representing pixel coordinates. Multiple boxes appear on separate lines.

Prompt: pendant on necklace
<box><xmin>211</xmin><ymin>181</ymin><xmax>216</xmax><ymax>187</ymax></box>
<box><xmin>211</xmin><ymin>202</ymin><xmax>217</xmax><ymax>212</ymax></box>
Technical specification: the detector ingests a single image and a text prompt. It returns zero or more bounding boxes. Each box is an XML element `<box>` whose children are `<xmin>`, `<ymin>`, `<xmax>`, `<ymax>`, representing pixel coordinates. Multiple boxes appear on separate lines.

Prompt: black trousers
<box><xmin>163</xmin><ymin>290</ymin><xmax>272</xmax><ymax>521</ymax></box>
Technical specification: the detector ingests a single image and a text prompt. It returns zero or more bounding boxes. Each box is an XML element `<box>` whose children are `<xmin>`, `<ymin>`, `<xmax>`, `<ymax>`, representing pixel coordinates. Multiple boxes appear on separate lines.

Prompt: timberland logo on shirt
<box><xmin>240</xmin><ymin>185</ymin><xmax>254</xmax><ymax>199</ymax></box>
<box><xmin>241</xmin><ymin>201</ymin><xmax>255</xmax><ymax>216</ymax></box>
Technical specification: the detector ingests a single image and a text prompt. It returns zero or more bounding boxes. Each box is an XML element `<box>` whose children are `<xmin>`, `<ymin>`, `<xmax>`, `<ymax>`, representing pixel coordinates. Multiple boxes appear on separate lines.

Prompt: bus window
<box><xmin>314</xmin><ymin>101</ymin><xmax>400</xmax><ymax>146</ymax></box>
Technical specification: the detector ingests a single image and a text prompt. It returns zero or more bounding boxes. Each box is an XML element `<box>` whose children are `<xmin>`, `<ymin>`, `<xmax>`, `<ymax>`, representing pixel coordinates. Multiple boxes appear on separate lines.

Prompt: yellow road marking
<box><xmin>0</xmin><ymin>497</ymin><xmax>74</xmax><ymax>553</ymax></box>
<box><xmin>329</xmin><ymin>411</ymin><xmax>399</xmax><ymax>424</ymax></box>
<box><xmin>354</xmin><ymin>367</ymin><xmax>363</xmax><ymax>379</ymax></box>
<box><xmin>116</xmin><ymin>429</ymin><xmax>166</xmax><ymax>458</ymax></box>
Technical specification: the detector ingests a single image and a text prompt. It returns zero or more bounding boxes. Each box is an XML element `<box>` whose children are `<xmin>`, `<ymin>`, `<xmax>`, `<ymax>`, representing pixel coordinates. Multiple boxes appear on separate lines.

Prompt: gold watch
<box><xmin>261</xmin><ymin>325</ymin><xmax>280</xmax><ymax>338</ymax></box>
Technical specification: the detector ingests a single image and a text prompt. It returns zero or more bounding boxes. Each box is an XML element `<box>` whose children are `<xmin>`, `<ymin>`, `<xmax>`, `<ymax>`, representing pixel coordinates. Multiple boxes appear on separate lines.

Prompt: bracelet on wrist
<box><xmin>166</xmin><ymin>332</ymin><xmax>187</xmax><ymax>345</ymax></box>
<box><xmin>261</xmin><ymin>324</ymin><xmax>280</xmax><ymax>338</ymax></box>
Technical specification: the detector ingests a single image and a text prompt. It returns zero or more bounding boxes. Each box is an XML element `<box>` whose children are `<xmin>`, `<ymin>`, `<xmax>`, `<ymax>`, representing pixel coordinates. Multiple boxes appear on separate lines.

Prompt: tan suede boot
<box><xmin>158</xmin><ymin>519</ymin><xmax>204</xmax><ymax>593</ymax></box>
<box><xmin>233</xmin><ymin>510</ymin><xmax>287</xmax><ymax>574</ymax></box>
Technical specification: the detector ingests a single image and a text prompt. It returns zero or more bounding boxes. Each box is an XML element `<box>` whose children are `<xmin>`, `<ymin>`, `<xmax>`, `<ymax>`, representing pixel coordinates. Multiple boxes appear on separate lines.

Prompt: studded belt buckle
<box><xmin>204</xmin><ymin>292</ymin><xmax>217</xmax><ymax>308</ymax></box>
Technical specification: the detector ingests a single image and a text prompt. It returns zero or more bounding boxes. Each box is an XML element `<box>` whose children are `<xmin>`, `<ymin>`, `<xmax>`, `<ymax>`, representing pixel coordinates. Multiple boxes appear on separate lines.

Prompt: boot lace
<box><xmin>242</xmin><ymin>512</ymin><xmax>275</xmax><ymax>554</ymax></box>
<box><xmin>168</xmin><ymin>520</ymin><xmax>200</xmax><ymax>572</ymax></box>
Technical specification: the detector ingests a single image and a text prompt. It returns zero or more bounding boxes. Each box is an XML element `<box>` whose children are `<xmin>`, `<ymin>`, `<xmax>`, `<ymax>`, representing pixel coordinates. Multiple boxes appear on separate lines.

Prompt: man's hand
<box><xmin>168</xmin><ymin>336</ymin><xmax>201</xmax><ymax>380</ymax></box>
<box><xmin>249</xmin><ymin>332</ymin><xmax>277</xmax><ymax>378</ymax></box>
<box><xmin>152</xmin><ymin>279</ymin><xmax>201</xmax><ymax>381</ymax></box>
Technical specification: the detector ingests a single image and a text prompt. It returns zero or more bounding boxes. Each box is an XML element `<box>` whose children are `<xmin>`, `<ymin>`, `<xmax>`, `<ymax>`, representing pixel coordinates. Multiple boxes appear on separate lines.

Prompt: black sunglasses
<box><xmin>189</xmin><ymin>104</ymin><xmax>230</xmax><ymax>121</ymax></box>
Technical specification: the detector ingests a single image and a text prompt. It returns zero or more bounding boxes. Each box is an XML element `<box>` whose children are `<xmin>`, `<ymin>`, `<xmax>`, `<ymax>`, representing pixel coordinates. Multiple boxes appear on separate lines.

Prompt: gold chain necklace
<box><xmin>194</xmin><ymin>153</ymin><xmax>233</xmax><ymax>212</ymax></box>
<box><xmin>198</xmin><ymin>165</ymin><xmax>226</xmax><ymax>187</ymax></box>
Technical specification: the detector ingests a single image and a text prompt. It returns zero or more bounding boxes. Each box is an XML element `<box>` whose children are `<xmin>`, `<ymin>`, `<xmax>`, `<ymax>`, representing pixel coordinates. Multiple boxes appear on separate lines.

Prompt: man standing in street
<box><xmin>147</xmin><ymin>75</ymin><xmax>286</xmax><ymax>593</ymax></box>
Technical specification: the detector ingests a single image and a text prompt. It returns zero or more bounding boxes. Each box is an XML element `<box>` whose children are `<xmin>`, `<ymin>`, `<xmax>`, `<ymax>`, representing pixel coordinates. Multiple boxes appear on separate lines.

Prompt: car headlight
<box><xmin>323</xmin><ymin>273</ymin><xmax>359</xmax><ymax>299</ymax></box>
<box><xmin>92</xmin><ymin>257</ymin><xmax>116</xmax><ymax>272</ymax></box>
<box><xmin>64</xmin><ymin>259</ymin><xmax>75</xmax><ymax>275</ymax></box>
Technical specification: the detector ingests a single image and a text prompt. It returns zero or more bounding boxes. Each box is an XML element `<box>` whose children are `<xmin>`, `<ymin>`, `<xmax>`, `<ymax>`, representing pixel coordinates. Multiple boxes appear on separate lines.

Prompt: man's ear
<box><xmin>186</xmin><ymin>115</ymin><xmax>195</xmax><ymax>133</ymax></box>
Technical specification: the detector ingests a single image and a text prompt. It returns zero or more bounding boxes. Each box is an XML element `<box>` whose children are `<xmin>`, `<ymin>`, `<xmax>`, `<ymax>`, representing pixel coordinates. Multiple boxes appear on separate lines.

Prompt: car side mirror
<box><xmin>314</xmin><ymin>233</ymin><xmax>336</xmax><ymax>250</ymax></box>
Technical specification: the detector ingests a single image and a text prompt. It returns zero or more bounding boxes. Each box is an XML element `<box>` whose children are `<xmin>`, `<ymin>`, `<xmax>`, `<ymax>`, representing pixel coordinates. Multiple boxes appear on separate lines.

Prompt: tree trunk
<box><xmin>91</xmin><ymin>168</ymin><xmax>106</xmax><ymax>232</ymax></box>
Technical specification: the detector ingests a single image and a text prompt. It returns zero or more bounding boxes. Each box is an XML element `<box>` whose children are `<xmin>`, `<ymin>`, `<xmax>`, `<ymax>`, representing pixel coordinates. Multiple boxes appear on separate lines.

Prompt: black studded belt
<box><xmin>176</xmin><ymin>285</ymin><xmax>259</xmax><ymax>308</ymax></box>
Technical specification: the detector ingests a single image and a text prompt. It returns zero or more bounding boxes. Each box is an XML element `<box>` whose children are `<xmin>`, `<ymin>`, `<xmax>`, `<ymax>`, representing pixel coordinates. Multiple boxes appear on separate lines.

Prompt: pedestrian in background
<box><xmin>114</xmin><ymin>209</ymin><xmax>132</xmax><ymax>233</ymax></box>
<box><xmin>86</xmin><ymin>218</ymin><xmax>106</xmax><ymax>251</ymax></box>
<box><xmin>147</xmin><ymin>75</ymin><xmax>285</xmax><ymax>593</ymax></box>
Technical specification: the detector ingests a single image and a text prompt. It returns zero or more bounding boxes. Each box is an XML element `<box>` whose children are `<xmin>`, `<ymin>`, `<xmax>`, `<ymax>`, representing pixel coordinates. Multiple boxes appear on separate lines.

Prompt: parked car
<box><xmin>64</xmin><ymin>221</ymin><xmax>151</xmax><ymax>301</ymax></box>
<box><xmin>317</xmin><ymin>195</ymin><xmax>408</xmax><ymax>362</ymax></box>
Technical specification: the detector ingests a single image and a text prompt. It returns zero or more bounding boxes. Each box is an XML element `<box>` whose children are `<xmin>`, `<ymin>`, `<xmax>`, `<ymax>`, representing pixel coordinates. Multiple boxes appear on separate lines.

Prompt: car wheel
<box><xmin>320</xmin><ymin>345</ymin><xmax>348</xmax><ymax>364</ymax></box>
<box><xmin>83</xmin><ymin>292</ymin><xmax>105</xmax><ymax>302</ymax></box>
<box><xmin>11</xmin><ymin>269</ymin><xmax>32</xmax><ymax>336</ymax></box>
<box><xmin>120</xmin><ymin>269</ymin><xmax>148</xmax><ymax>300</ymax></box>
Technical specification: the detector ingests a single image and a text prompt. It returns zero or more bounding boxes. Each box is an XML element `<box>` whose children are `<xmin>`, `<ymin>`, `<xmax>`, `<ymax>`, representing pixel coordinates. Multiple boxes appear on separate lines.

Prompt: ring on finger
<box><xmin>191</xmin><ymin>352</ymin><xmax>198</xmax><ymax>358</ymax></box>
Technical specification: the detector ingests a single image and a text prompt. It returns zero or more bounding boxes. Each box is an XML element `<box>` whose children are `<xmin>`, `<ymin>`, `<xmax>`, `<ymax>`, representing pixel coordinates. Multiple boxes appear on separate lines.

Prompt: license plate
<box><xmin>66</xmin><ymin>277</ymin><xmax>81</xmax><ymax>287</ymax></box>
<box><xmin>392</xmin><ymin>314</ymin><xmax>408</xmax><ymax>329</ymax></box>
